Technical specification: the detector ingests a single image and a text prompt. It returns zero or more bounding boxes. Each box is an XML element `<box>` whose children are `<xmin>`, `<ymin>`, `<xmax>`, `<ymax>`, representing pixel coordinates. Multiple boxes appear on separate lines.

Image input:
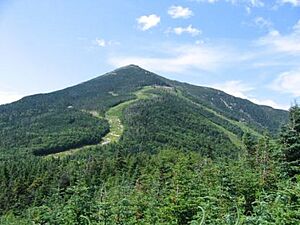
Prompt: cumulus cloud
<box><xmin>271</xmin><ymin>70</ymin><xmax>300</xmax><ymax>96</ymax></box>
<box><xmin>137</xmin><ymin>14</ymin><xmax>160</xmax><ymax>31</ymax></box>
<box><xmin>0</xmin><ymin>91</ymin><xmax>24</xmax><ymax>105</ymax></box>
<box><xmin>170</xmin><ymin>25</ymin><xmax>202</xmax><ymax>36</ymax></box>
<box><xmin>168</xmin><ymin>5</ymin><xmax>193</xmax><ymax>19</ymax></box>
<box><xmin>280</xmin><ymin>0</ymin><xmax>300</xmax><ymax>7</ymax></box>
<box><xmin>257</xmin><ymin>20</ymin><xmax>300</xmax><ymax>55</ymax></box>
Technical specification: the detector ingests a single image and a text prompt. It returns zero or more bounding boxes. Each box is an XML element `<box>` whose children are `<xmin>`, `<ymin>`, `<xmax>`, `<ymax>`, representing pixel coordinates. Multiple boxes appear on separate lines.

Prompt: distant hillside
<box><xmin>173</xmin><ymin>81</ymin><xmax>288</xmax><ymax>134</ymax></box>
<box><xmin>0</xmin><ymin>65</ymin><xmax>288</xmax><ymax>157</ymax></box>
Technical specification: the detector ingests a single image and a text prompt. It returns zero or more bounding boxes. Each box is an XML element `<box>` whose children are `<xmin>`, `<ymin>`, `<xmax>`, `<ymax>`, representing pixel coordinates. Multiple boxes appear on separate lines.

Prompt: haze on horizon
<box><xmin>0</xmin><ymin>0</ymin><xmax>299</xmax><ymax>109</ymax></box>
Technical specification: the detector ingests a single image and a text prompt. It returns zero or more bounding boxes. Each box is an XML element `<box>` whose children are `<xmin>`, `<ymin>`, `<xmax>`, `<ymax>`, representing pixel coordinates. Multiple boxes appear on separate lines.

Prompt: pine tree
<box><xmin>280</xmin><ymin>104</ymin><xmax>300</xmax><ymax>176</ymax></box>
<box><xmin>243</xmin><ymin>132</ymin><xmax>257</xmax><ymax>157</ymax></box>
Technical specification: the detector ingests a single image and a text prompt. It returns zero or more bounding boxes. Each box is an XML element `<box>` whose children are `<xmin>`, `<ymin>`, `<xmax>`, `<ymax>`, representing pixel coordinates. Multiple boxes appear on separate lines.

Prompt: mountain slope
<box><xmin>0</xmin><ymin>65</ymin><xmax>288</xmax><ymax>157</ymax></box>
<box><xmin>175</xmin><ymin>82</ymin><xmax>287</xmax><ymax>134</ymax></box>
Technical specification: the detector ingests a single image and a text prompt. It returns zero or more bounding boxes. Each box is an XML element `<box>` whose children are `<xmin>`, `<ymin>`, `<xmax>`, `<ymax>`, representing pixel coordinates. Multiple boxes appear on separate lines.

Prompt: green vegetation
<box><xmin>175</xmin><ymin>81</ymin><xmax>288</xmax><ymax>134</ymax></box>
<box><xmin>49</xmin><ymin>86</ymin><xmax>159</xmax><ymax>157</ymax></box>
<box><xmin>102</xmin><ymin>86</ymin><xmax>156</xmax><ymax>145</ymax></box>
<box><xmin>0</xmin><ymin>108</ymin><xmax>109</xmax><ymax>156</ymax></box>
<box><xmin>280</xmin><ymin>104</ymin><xmax>300</xmax><ymax>176</ymax></box>
<box><xmin>122</xmin><ymin>88</ymin><xmax>239</xmax><ymax>156</ymax></box>
<box><xmin>0</xmin><ymin>65</ymin><xmax>297</xmax><ymax>224</ymax></box>
<box><xmin>0</xmin><ymin>65</ymin><xmax>287</xmax><ymax>156</ymax></box>
<box><xmin>1</xmin><ymin>112</ymin><xmax>300</xmax><ymax>224</ymax></box>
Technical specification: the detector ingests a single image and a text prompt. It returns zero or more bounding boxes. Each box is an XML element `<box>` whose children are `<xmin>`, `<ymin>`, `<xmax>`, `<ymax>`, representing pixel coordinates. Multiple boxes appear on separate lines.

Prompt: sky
<box><xmin>0</xmin><ymin>0</ymin><xmax>300</xmax><ymax>109</ymax></box>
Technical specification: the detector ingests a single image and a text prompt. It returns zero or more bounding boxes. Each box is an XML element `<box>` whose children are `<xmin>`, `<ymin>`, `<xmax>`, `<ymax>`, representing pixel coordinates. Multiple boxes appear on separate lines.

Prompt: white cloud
<box><xmin>168</xmin><ymin>5</ymin><xmax>193</xmax><ymax>19</ymax></box>
<box><xmin>211</xmin><ymin>80</ymin><xmax>288</xmax><ymax>109</ymax></box>
<box><xmin>195</xmin><ymin>39</ymin><xmax>205</xmax><ymax>45</ymax></box>
<box><xmin>171</xmin><ymin>25</ymin><xmax>202</xmax><ymax>36</ymax></box>
<box><xmin>257</xmin><ymin>20</ymin><xmax>300</xmax><ymax>54</ymax></box>
<box><xmin>94</xmin><ymin>38</ymin><xmax>120</xmax><ymax>48</ymax></box>
<box><xmin>280</xmin><ymin>0</ymin><xmax>300</xmax><ymax>7</ymax></box>
<box><xmin>250</xmin><ymin>98</ymin><xmax>289</xmax><ymax>109</ymax></box>
<box><xmin>211</xmin><ymin>80</ymin><xmax>254</xmax><ymax>99</ymax></box>
<box><xmin>108</xmin><ymin>43</ymin><xmax>233</xmax><ymax>73</ymax></box>
<box><xmin>137</xmin><ymin>14</ymin><xmax>160</xmax><ymax>31</ymax></box>
<box><xmin>294</xmin><ymin>19</ymin><xmax>300</xmax><ymax>31</ymax></box>
<box><xmin>254</xmin><ymin>17</ymin><xmax>273</xmax><ymax>30</ymax></box>
<box><xmin>95</xmin><ymin>38</ymin><xmax>106</xmax><ymax>47</ymax></box>
<box><xmin>271</xmin><ymin>70</ymin><xmax>300</xmax><ymax>96</ymax></box>
<box><xmin>0</xmin><ymin>91</ymin><xmax>24</xmax><ymax>105</ymax></box>
<box><xmin>249</xmin><ymin>0</ymin><xmax>264</xmax><ymax>7</ymax></box>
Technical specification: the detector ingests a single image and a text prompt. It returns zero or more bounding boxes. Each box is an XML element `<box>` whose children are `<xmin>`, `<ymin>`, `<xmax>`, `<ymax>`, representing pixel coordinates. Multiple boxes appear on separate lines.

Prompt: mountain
<box><xmin>0</xmin><ymin>65</ymin><xmax>288</xmax><ymax>157</ymax></box>
<box><xmin>2</xmin><ymin>65</ymin><xmax>299</xmax><ymax>225</ymax></box>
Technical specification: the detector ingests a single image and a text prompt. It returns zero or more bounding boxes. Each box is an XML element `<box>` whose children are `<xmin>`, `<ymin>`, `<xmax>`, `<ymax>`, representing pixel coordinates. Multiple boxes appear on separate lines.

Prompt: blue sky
<box><xmin>0</xmin><ymin>0</ymin><xmax>300</xmax><ymax>109</ymax></box>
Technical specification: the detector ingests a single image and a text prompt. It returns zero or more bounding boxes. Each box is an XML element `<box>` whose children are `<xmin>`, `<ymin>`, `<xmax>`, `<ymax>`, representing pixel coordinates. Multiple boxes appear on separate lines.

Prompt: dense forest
<box><xmin>0</xmin><ymin>105</ymin><xmax>299</xmax><ymax>224</ymax></box>
<box><xmin>0</xmin><ymin>65</ymin><xmax>298</xmax><ymax>224</ymax></box>
<box><xmin>0</xmin><ymin>108</ymin><xmax>109</xmax><ymax>156</ymax></box>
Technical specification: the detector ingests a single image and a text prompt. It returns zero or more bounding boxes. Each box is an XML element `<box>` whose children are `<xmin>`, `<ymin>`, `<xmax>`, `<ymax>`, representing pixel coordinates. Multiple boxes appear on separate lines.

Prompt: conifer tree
<box><xmin>243</xmin><ymin>132</ymin><xmax>257</xmax><ymax>157</ymax></box>
<box><xmin>280</xmin><ymin>104</ymin><xmax>300</xmax><ymax>176</ymax></box>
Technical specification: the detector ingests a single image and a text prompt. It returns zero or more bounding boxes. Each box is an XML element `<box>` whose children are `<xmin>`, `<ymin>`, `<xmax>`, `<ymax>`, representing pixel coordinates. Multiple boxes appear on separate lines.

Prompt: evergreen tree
<box><xmin>280</xmin><ymin>104</ymin><xmax>300</xmax><ymax>176</ymax></box>
<box><xmin>242</xmin><ymin>132</ymin><xmax>257</xmax><ymax>157</ymax></box>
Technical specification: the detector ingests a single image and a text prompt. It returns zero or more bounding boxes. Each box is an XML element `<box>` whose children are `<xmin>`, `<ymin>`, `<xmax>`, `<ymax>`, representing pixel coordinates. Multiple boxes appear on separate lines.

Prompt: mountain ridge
<box><xmin>0</xmin><ymin>65</ymin><xmax>288</xmax><ymax>157</ymax></box>
<box><xmin>5</xmin><ymin>64</ymin><xmax>287</xmax><ymax>111</ymax></box>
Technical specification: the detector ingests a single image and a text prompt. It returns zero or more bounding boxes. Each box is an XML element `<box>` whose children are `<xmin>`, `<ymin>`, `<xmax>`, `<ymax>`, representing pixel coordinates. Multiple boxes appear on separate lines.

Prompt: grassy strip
<box><xmin>47</xmin><ymin>86</ymin><xmax>156</xmax><ymax>157</ymax></box>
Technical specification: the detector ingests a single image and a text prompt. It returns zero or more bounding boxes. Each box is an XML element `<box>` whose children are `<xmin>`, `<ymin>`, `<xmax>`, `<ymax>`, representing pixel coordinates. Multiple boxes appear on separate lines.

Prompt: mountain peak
<box><xmin>113</xmin><ymin>64</ymin><xmax>145</xmax><ymax>73</ymax></box>
<box><xmin>102</xmin><ymin>64</ymin><xmax>164</xmax><ymax>81</ymax></box>
<box><xmin>125</xmin><ymin>64</ymin><xmax>141</xmax><ymax>68</ymax></box>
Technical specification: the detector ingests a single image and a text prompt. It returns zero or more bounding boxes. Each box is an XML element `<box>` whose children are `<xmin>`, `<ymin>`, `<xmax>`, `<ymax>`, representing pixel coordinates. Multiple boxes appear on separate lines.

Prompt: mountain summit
<box><xmin>0</xmin><ymin>65</ymin><xmax>288</xmax><ymax>157</ymax></box>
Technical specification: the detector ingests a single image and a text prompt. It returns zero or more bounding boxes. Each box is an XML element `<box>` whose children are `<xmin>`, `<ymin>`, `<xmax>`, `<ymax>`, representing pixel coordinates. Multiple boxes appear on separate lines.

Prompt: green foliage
<box><xmin>0</xmin><ymin>142</ymin><xmax>300</xmax><ymax>224</ymax></box>
<box><xmin>243</xmin><ymin>132</ymin><xmax>257</xmax><ymax>157</ymax></box>
<box><xmin>0</xmin><ymin>108</ymin><xmax>109</xmax><ymax>155</ymax></box>
<box><xmin>280</xmin><ymin>104</ymin><xmax>300</xmax><ymax>176</ymax></box>
<box><xmin>0</xmin><ymin>65</ymin><xmax>294</xmax><ymax>224</ymax></box>
<box><xmin>122</xmin><ymin>90</ymin><xmax>238</xmax><ymax>157</ymax></box>
<box><xmin>175</xmin><ymin>82</ymin><xmax>288</xmax><ymax>134</ymax></box>
<box><xmin>0</xmin><ymin>65</ymin><xmax>287</xmax><ymax>157</ymax></box>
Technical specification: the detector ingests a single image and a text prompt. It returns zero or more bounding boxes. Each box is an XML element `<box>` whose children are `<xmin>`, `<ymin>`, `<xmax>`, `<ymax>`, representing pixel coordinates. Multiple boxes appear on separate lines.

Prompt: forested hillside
<box><xmin>1</xmin><ymin>106</ymin><xmax>300</xmax><ymax>224</ymax></box>
<box><xmin>1</xmin><ymin>65</ymin><xmax>298</xmax><ymax>224</ymax></box>
<box><xmin>0</xmin><ymin>65</ymin><xmax>288</xmax><ymax>157</ymax></box>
